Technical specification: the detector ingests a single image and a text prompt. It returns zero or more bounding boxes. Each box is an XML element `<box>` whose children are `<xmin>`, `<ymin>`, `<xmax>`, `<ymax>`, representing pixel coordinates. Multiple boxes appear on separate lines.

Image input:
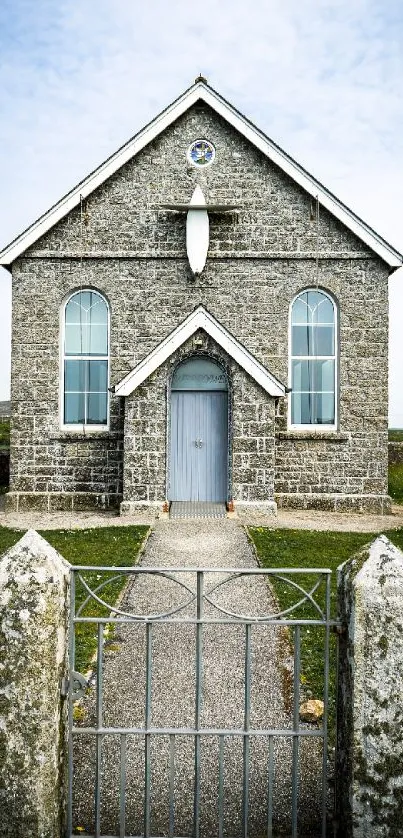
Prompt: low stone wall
<box><xmin>275</xmin><ymin>491</ymin><xmax>392</xmax><ymax>514</ymax></box>
<box><xmin>388</xmin><ymin>441</ymin><xmax>403</xmax><ymax>464</ymax></box>
<box><xmin>5</xmin><ymin>489</ymin><xmax>121</xmax><ymax>512</ymax></box>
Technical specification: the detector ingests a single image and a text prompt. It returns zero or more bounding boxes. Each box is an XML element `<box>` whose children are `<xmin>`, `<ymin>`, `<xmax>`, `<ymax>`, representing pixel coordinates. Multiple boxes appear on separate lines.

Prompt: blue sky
<box><xmin>1</xmin><ymin>0</ymin><xmax>402</xmax><ymax>420</ymax></box>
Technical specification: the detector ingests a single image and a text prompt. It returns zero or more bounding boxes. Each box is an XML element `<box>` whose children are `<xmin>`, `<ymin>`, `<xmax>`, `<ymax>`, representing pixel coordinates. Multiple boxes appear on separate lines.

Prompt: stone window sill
<box><xmin>51</xmin><ymin>433</ymin><xmax>123</xmax><ymax>443</ymax></box>
<box><xmin>276</xmin><ymin>432</ymin><xmax>349</xmax><ymax>442</ymax></box>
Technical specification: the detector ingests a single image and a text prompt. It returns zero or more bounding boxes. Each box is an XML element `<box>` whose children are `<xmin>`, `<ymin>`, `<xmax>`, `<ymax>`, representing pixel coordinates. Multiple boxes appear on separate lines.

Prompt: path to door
<box><xmin>73</xmin><ymin>520</ymin><xmax>323</xmax><ymax>837</ymax></box>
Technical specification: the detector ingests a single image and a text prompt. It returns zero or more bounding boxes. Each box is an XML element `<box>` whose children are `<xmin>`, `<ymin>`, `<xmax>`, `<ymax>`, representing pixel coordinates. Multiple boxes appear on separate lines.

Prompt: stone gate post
<box><xmin>337</xmin><ymin>534</ymin><xmax>403</xmax><ymax>837</ymax></box>
<box><xmin>0</xmin><ymin>530</ymin><xmax>70</xmax><ymax>838</ymax></box>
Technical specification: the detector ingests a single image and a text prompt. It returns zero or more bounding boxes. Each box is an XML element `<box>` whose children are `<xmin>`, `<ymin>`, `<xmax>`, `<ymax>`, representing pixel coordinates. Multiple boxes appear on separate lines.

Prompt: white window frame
<box><xmin>288</xmin><ymin>288</ymin><xmax>338</xmax><ymax>431</ymax></box>
<box><xmin>60</xmin><ymin>288</ymin><xmax>110</xmax><ymax>432</ymax></box>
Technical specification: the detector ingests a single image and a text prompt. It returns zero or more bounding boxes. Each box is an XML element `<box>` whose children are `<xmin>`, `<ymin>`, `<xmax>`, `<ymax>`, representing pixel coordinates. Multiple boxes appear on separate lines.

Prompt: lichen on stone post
<box><xmin>337</xmin><ymin>534</ymin><xmax>403</xmax><ymax>838</ymax></box>
<box><xmin>0</xmin><ymin>530</ymin><xmax>70</xmax><ymax>838</ymax></box>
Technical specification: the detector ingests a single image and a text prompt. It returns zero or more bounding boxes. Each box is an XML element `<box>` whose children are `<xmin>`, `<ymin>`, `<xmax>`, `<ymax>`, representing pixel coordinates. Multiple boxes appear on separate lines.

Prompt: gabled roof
<box><xmin>0</xmin><ymin>79</ymin><xmax>401</xmax><ymax>269</ymax></box>
<box><xmin>114</xmin><ymin>305</ymin><xmax>286</xmax><ymax>398</ymax></box>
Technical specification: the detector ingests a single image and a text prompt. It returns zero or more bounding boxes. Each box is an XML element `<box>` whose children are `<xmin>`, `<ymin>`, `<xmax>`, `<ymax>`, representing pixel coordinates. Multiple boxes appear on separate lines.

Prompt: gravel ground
<box><xmin>1</xmin><ymin>503</ymin><xmax>403</xmax><ymax>532</ymax></box>
<box><xmin>72</xmin><ymin>520</ymin><xmax>324</xmax><ymax>837</ymax></box>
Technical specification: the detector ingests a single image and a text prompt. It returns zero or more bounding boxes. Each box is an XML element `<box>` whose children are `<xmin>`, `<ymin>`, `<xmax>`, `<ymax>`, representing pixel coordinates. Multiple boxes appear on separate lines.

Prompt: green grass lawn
<box><xmin>248</xmin><ymin>526</ymin><xmax>403</xmax><ymax>733</ymax></box>
<box><xmin>0</xmin><ymin>525</ymin><xmax>149</xmax><ymax>672</ymax></box>
<box><xmin>0</xmin><ymin>526</ymin><xmax>23</xmax><ymax>554</ymax></box>
<box><xmin>388</xmin><ymin>463</ymin><xmax>403</xmax><ymax>504</ymax></box>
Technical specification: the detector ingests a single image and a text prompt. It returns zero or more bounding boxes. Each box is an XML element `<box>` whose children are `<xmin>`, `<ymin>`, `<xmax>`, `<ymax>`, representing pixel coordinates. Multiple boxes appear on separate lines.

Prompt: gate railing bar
<box><xmin>321</xmin><ymin>573</ymin><xmax>331</xmax><ymax>838</ymax></box>
<box><xmin>72</xmin><ymin>725</ymin><xmax>325</xmax><ymax>737</ymax></box>
<box><xmin>169</xmin><ymin>734</ymin><xmax>175</xmax><ymax>838</ymax></box>
<box><xmin>144</xmin><ymin>621</ymin><xmax>153</xmax><ymax>838</ymax></box>
<box><xmin>193</xmin><ymin>571</ymin><xmax>204</xmax><ymax>838</ymax></box>
<box><xmin>119</xmin><ymin>734</ymin><xmax>127</xmax><ymax>838</ymax></box>
<box><xmin>291</xmin><ymin>625</ymin><xmax>301</xmax><ymax>838</ymax></box>
<box><xmin>96</xmin><ymin>621</ymin><xmax>104</xmax><ymax>729</ymax></box>
<box><xmin>70</xmin><ymin>565</ymin><xmax>334</xmax><ymax>573</ymax></box>
<box><xmin>218</xmin><ymin>734</ymin><xmax>224</xmax><ymax>838</ymax></box>
<box><xmin>95</xmin><ymin>734</ymin><xmax>102</xmax><ymax>838</ymax></box>
<box><xmin>242</xmin><ymin>623</ymin><xmax>252</xmax><ymax>838</ymax></box>
<box><xmin>267</xmin><ymin>735</ymin><xmax>274</xmax><ymax>838</ymax></box>
<box><xmin>67</xmin><ymin>569</ymin><xmax>76</xmax><ymax>838</ymax></box>
<box><xmin>333</xmin><ymin>611</ymin><xmax>342</xmax><ymax>837</ymax></box>
<box><xmin>73</xmin><ymin>617</ymin><xmax>338</xmax><ymax>627</ymax></box>
<box><xmin>95</xmin><ymin>622</ymin><xmax>105</xmax><ymax>838</ymax></box>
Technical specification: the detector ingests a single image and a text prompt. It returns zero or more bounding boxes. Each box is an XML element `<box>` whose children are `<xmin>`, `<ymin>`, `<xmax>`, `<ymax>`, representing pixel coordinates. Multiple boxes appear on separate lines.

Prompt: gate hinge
<box><xmin>61</xmin><ymin>671</ymin><xmax>89</xmax><ymax>700</ymax></box>
<box><xmin>331</xmin><ymin>623</ymin><xmax>346</xmax><ymax>636</ymax></box>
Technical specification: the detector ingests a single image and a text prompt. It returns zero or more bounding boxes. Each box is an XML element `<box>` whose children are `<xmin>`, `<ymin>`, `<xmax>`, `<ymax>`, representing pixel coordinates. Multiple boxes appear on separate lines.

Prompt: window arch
<box><xmin>289</xmin><ymin>289</ymin><xmax>337</xmax><ymax>428</ymax></box>
<box><xmin>62</xmin><ymin>289</ymin><xmax>109</xmax><ymax>427</ymax></box>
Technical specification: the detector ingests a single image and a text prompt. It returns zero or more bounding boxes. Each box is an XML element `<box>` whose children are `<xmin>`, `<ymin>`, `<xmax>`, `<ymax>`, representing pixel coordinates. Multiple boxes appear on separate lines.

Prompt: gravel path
<box><xmin>1</xmin><ymin>503</ymin><xmax>403</xmax><ymax>532</ymax></box>
<box><xmin>72</xmin><ymin>520</ymin><xmax>323</xmax><ymax>837</ymax></box>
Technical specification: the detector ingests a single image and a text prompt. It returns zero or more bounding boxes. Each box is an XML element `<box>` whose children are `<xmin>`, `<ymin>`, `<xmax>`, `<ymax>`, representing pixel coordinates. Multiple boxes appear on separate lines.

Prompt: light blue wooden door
<box><xmin>170</xmin><ymin>390</ymin><xmax>228</xmax><ymax>502</ymax></box>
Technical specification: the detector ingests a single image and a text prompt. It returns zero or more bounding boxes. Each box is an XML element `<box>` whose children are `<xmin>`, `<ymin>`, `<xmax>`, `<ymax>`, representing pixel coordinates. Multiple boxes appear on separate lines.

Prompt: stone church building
<box><xmin>1</xmin><ymin>78</ymin><xmax>401</xmax><ymax>516</ymax></box>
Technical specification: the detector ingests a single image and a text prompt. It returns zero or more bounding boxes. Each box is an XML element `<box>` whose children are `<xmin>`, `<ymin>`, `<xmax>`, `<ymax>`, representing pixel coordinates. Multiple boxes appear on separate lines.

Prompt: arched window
<box><xmin>290</xmin><ymin>289</ymin><xmax>337</xmax><ymax>428</ymax></box>
<box><xmin>62</xmin><ymin>290</ymin><xmax>109</xmax><ymax>427</ymax></box>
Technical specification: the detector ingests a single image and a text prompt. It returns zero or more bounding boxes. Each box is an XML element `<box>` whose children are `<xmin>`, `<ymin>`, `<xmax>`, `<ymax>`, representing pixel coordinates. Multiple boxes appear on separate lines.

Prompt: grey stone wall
<box><xmin>337</xmin><ymin>535</ymin><xmax>403</xmax><ymax>837</ymax></box>
<box><xmin>7</xmin><ymin>103</ymin><xmax>390</xmax><ymax>512</ymax></box>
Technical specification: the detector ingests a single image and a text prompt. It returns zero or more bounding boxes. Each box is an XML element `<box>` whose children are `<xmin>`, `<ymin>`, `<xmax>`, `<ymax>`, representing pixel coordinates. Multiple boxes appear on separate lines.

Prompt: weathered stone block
<box><xmin>18</xmin><ymin>492</ymin><xmax>49</xmax><ymax>512</ymax></box>
<box><xmin>120</xmin><ymin>500</ymin><xmax>159</xmax><ymax>517</ymax></box>
<box><xmin>0</xmin><ymin>530</ymin><xmax>70</xmax><ymax>837</ymax></box>
<box><xmin>235</xmin><ymin>500</ymin><xmax>277</xmax><ymax>521</ymax></box>
<box><xmin>48</xmin><ymin>493</ymin><xmax>74</xmax><ymax>512</ymax></box>
<box><xmin>337</xmin><ymin>536</ymin><xmax>403</xmax><ymax>837</ymax></box>
<box><xmin>3</xmin><ymin>492</ymin><xmax>18</xmax><ymax>513</ymax></box>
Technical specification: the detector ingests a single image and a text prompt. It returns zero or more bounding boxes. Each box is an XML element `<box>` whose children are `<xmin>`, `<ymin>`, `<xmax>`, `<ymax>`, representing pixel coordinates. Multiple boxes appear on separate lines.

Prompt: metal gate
<box><xmin>66</xmin><ymin>565</ymin><xmax>339</xmax><ymax>838</ymax></box>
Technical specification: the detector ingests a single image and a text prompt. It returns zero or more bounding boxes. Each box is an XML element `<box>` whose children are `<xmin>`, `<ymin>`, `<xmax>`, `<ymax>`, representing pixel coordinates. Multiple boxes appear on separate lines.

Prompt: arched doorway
<box><xmin>169</xmin><ymin>356</ymin><xmax>228</xmax><ymax>502</ymax></box>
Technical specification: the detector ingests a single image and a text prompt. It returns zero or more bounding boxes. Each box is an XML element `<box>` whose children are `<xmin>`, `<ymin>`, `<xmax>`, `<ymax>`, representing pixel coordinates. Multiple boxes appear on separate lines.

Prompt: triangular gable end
<box><xmin>0</xmin><ymin>80</ymin><xmax>401</xmax><ymax>269</ymax></box>
<box><xmin>114</xmin><ymin>306</ymin><xmax>286</xmax><ymax>398</ymax></box>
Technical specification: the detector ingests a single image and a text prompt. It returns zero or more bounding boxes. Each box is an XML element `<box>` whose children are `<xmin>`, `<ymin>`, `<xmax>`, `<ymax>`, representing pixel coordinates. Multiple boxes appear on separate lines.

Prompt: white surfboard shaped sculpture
<box><xmin>186</xmin><ymin>185</ymin><xmax>209</xmax><ymax>275</ymax></box>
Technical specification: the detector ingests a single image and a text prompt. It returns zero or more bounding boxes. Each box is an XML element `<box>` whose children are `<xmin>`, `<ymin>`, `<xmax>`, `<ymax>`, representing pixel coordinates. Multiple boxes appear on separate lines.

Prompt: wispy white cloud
<box><xmin>0</xmin><ymin>0</ymin><xmax>402</xmax><ymax>417</ymax></box>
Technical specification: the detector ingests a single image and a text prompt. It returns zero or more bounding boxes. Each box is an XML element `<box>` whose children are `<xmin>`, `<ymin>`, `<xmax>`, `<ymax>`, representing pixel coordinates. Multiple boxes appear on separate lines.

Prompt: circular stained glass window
<box><xmin>187</xmin><ymin>139</ymin><xmax>215</xmax><ymax>167</ymax></box>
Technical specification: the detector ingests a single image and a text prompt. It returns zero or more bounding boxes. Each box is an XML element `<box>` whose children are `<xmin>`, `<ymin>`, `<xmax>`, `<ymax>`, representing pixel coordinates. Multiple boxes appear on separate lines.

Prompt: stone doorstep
<box><xmin>120</xmin><ymin>499</ymin><xmax>278</xmax><ymax>520</ymax></box>
<box><xmin>169</xmin><ymin>501</ymin><xmax>227</xmax><ymax>520</ymax></box>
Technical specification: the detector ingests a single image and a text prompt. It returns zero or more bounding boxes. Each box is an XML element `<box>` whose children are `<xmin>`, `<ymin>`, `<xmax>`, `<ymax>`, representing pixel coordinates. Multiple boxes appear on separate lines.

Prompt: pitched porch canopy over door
<box><xmin>113</xmin><ymin>306</ymin><xmax>286</xmax><ymax>398</ymax></box>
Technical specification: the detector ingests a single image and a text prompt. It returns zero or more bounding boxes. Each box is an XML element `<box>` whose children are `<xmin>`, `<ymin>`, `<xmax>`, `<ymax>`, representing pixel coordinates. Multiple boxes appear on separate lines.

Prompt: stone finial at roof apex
<box><xmin>195</xmin><ymin>74</ymin><xmax>208</xmax><ymax>84</ymax></box>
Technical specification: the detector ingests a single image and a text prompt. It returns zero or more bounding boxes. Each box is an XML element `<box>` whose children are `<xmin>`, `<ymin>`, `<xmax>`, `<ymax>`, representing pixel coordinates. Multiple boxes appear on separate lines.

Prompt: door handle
<box><xmin>194</xmin><ymin>438</ymin><xmax>203</xmax><ymax>448</ymax></box>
